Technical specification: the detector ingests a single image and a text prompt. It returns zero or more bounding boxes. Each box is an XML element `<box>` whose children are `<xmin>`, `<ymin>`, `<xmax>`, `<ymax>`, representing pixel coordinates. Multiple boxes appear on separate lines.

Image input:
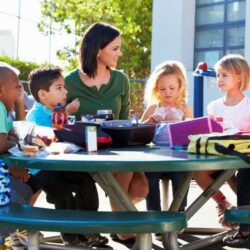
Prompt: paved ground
<box><xmin>35</xmin><ymin>180</ymin><xmax>250</xmax><ymax>250</ymax></box>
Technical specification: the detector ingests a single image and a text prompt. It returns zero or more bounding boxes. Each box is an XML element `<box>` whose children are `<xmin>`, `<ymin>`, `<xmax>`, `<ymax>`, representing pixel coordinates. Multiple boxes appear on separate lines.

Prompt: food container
<box><xmin>101</xmin><ymin>120</ymin><xmax>155</xmax><ymax>147</ymax></box>
<box><xmin>96</xmin><ymin>110</ymin><xmax>114</xmax><ymax>121</ymax></box>
<box><xmin>54</xmin><ymin>122</ymin><xmax>112</xmax><ymax>148</ymax></box>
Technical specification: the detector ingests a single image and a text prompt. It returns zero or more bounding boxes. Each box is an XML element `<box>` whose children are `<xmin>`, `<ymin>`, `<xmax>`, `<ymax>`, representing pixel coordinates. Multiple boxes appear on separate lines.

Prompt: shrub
<box><xmin>0</xmin><ymin>55</ymin><xmax>41</xmax><ymax>81</ymax></box>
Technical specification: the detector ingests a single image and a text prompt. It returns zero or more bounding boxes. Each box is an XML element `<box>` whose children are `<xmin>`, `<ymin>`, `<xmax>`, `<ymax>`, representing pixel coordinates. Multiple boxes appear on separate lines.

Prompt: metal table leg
<box><xmin>90</xmin><ymin>172</ymin><xmax>152</xmax><ymax>250</ymax></box>
<box><xmin>181</xmin><ymin>228</ymin><xmax>237</xmax><ymax>250</ymax></box>
<box><xmin>165</xmin><ymin>169</ymin><xmax>236</xmax><ymax>249</ymax></box>
<box><xmin>162</xmin><ymin>172</ymin><xmax>194</xmax><ymax>249</ymax></box>
<box><xmin>185</xmin><ymin>169</ymin><xmax>235</xmax><ymax>220</ymax></box>
<box><xmin>27</xmin><ymin>231</ymin><xmax>39</xmax><ymax>250</ymax></box>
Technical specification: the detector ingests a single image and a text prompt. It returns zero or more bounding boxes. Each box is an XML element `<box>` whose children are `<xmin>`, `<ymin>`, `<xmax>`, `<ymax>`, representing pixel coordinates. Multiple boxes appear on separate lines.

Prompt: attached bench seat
<box><xmin>225</xmin><ymin>206</ymin><xmax>250</xmax><ymax>224</ymax></box>
<box><xmin>0</xmin><ymin>203</ymin><xmax>187</xmax><ymax>250</ymax></box>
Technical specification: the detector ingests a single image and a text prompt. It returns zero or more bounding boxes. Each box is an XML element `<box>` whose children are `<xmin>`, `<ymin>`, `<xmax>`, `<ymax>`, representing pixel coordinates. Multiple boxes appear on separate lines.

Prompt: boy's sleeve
<box><xmin>0</xmin><ymin>104</ymin><xmax>12</xmax><ymax>134</ymax></box>
<box><xmin>27</xmin><ymin>112</ymin><xmax>52</xmax><ymax>127</ymax></box>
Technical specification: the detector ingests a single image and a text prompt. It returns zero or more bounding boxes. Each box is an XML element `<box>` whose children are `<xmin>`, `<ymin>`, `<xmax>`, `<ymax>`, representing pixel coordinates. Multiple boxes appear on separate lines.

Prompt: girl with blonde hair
<box><xmin>141</xmin><ymin>61</ymin><xmax>193</xmax><ymax>239</ymax></box>
<box><xmin>142</xmin><ymin>60</ymin><xmax>192</xmax><ymax>123</ymax></box>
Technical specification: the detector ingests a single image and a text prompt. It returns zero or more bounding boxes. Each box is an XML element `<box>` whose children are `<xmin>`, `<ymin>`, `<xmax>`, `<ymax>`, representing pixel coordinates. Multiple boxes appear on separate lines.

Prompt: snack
<box><xmin>23</xmin><ymin>145</ymin><xmax>39</xmax><ymax>156</ymax></box>
<box><xmin>24</xmin><ymin>134</ymin><xmax>48</xmax><ymax>147</ymax></box>
<box><xmin>32</xmin><ymin>137</ymin><xmax>47</xmax><ymax>147</ymax></box>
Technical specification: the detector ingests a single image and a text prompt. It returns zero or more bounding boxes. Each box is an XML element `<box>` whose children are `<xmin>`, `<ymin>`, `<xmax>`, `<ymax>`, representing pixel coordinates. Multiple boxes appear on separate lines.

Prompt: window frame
<box><xmin>194</xmin><ymin>0</ymin><xmax>246</xmax><ymax>69</ymax></box>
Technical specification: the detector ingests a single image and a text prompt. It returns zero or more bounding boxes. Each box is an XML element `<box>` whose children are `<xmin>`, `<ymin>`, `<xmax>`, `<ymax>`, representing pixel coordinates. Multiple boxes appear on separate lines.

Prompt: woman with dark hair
<box><xmin>65</xmin><ymin>22</ymin><xmax>148</xmax><ymax>242</ymax></box>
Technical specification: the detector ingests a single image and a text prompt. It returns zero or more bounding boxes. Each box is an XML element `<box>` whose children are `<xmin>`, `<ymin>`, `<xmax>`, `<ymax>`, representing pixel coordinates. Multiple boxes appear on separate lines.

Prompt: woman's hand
<box><xmin>66</xmin><ymin>98</ymin><xmax>80</xmax><ymax>115</ymax></box>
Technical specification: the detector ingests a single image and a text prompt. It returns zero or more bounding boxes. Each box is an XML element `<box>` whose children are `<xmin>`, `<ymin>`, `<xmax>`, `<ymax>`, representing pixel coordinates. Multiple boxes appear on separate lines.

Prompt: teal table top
<box><xmin>1</xmin><ymin>145</ymin><xmax>249</xmax><ymax>172</ymax></box>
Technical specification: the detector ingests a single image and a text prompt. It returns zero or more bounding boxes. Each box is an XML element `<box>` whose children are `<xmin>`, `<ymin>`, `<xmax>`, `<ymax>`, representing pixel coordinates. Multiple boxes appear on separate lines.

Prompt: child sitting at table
<box><xmin>0</xmin><ymin>63</ymin><xmax>34</xmax><ymax>250</ymax></box>
<box><xmin>26</xmin><ymin>66</ymin><xmax>109</xmax><ymax>247</ymax></box>
<box><xmin>195</xmin><ymin>54</ymin><xmax>250</xmax><ymax>227</ymax></box>
<box><xmin>141</xmin><ymin>60</ymin><xmax>193</xmax><ymax>238</ymax></box>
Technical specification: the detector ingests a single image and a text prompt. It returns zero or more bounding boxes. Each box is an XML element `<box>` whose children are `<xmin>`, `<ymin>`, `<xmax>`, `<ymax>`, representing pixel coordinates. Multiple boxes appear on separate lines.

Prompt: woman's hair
<box><xmin>144</xmin><ymin>60</ymin><xmax>188</xmax><ymax>109</ymax></box>
<box><xmin>28</xmin><ymin>66</ymin><xmax>63</xmax><ymax>102</ymax></box>
<box><xmin>214</xmin><ymin>54</ymin><xmax>250</xmax><ymax>91</ymax></box>
<box><xmin>79</xmin><ymin>22</ymin><xmax>120</xmax><ymax>78</ymax></box>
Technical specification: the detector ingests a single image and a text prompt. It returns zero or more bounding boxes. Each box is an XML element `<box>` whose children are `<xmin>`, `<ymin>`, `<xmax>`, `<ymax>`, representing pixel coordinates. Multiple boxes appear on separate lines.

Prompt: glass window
<box><xmin>197</xmin><ymin>0</ymin><xmax>223</xmax><ymax>4</ymax></box>
<box><xmin>196</xmin><ymin>5</ymin><xmax>224</xmax><ymax>25</ymax></box>
<box><xmin>194</xmin><ymin>0</ymin><xmax>246</xmax><ymax>69</ymax></box>
<box><xmin>226</xmin><ymin>26</ymin><xmax>245</xmax><ymax>47</ymax></box>
<box><xmin>226</xmin><ymin>48</ymin><xmax>244</xmax><ymax>55</ymax></box>
<box><xmin>196</xmin><ymin>29</ymin><xmax>223</xmax><ymax>48</ymax></box>
<box><xmin>227</xmin><ymin>1</ymin><xmax>245</xmax><ymax>22</ymax></box>
<box><xmin>195</xmin><ymin>50</ymin><xmax>223</xmax><ymax>69</ymax></box>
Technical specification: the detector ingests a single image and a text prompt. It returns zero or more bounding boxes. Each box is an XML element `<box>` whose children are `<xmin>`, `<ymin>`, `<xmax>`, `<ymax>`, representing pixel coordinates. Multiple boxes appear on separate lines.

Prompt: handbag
<box><xmin>153</xmin><ymin>122</ymin><xmax>171</xmax><ymax>146</ymax></box>
<box><xmin>187</xmin><ymin>134</ymin><xmax>250</xmax><ymax>164</ymax></box>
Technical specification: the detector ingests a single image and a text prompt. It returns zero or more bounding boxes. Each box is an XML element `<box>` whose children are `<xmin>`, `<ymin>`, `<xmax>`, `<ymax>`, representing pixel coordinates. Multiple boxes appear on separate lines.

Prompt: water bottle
<box><xmin>130</xmin><ymin>109</ymin><xmax>138</xmax><ymax>126</ymax></box>
<box><xmin>52</xmin><ymin>103</ymin><xmax>68</xmax><ymax>130</ymax></box>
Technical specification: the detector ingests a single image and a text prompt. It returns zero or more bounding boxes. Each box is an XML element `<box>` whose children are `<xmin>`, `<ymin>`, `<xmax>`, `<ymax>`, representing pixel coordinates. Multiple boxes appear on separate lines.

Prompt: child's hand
<box><xmin>151</xmin><ymin>114</ymin><xmax>163</xmax><ymax>123</ymax></box>
<box><xmin>7</xmin><ymin>133</ymin><xmax>19</xmax><ymax>148</ymax></box>
<box><xmin>164</xmin><ymin>113</ymin><xmax>179</xmax><ymax>122</ymax></box>
<box><xmin>66</xmin><ymin>98</ymin><xmax>80</xmax><ymax>115</ymax></box>
<box><xmin>9</xmin><ymin>167</ymin><xmax>30</xmax><ymax>183</ymax></box>
<box><xmin>15</xmin><ymin>83</ymin><xmax>25</xmax><ymax>104</ymax></box>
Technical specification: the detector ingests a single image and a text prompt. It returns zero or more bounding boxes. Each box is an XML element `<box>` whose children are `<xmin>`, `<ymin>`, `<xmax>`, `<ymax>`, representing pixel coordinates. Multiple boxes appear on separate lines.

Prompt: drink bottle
<box><xmin>52</xmin><ymin>103</ymin><xmax>68</xmax><ymax>129</ymax></box>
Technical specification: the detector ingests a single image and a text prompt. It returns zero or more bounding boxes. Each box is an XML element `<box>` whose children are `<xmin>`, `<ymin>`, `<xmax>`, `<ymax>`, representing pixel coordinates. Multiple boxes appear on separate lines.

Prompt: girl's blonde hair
<box><xmin>144</xmin><ymin>60</ymin><xmax>188</xmax><ymax>109</ymax></box>
<box><xmin>214</xmin><ymin>54</ymin><xmax>250</xmax><ymax>91</ymax></box>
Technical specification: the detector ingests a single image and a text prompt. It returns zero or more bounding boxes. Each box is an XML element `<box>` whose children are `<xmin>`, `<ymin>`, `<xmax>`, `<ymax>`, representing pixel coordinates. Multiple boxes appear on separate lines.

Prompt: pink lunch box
<box><xmin>168</xmin><ymin>116</ymin><xmax>223</xmax><ymax>148</ymax></box>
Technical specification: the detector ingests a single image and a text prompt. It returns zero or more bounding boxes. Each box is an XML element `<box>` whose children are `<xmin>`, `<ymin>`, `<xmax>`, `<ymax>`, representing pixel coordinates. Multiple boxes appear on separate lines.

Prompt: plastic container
<box><xmin>130</xmin><ymin>109</ymin><xmax>138</xmax><ymax>126</ymax></box>
<box><xmin>96</xmin><ymin>110</ymin><xmax>114</xmax><ymax>121</ymax></box>
<box><xmin>101</xmin><ymin>121</ymin><xmax>155</xmax><ymax>147</ymax></box>
<box><xmin>52</xmin><ymin>103</ymin><xmax>68</xmax><ymax>130</ymax></box>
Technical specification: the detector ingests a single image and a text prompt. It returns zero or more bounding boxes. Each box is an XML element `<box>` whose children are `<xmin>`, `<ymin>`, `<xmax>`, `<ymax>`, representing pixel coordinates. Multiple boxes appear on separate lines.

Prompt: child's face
<box><xmin>0</xmin><ymin>73</ymin><xmax>21</xmax><ymax>112</ymax></box>
<box><xmin>42</xmin><ymin>75</ymin><xmax>68</xmax><ymax>109</ymax></box>
<box><xmin>216</xmin><ymin>66</ymin><xmax>241</xmax><ymax>92</ymax></box>
<box><xmin>157</xmin><ymin>74</ymin><xmax>181</xmax><ymax>105</ymax></box>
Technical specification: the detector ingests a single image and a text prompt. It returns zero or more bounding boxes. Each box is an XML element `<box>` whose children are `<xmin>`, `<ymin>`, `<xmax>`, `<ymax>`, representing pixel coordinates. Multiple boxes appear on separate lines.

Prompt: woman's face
<box><xmin>97</xmin><ymin>36</ymin><xmax>122</xmax><ymax>68</ymax></box>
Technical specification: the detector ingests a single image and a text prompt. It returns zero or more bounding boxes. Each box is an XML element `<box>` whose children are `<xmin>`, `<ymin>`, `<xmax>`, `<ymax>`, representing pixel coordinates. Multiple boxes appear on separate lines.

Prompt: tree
<box><xmin>39</xmin><ymin>0</ymin><xmax>152</xmax><ymax>78</ymax></box>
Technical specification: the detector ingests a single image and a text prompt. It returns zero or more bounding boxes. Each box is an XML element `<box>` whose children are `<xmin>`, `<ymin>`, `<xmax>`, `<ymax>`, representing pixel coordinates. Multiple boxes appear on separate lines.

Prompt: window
<box><xmin>194</xmin><ymin>0</ymin><xmax>246</xmax><ymax>69</ymax></box>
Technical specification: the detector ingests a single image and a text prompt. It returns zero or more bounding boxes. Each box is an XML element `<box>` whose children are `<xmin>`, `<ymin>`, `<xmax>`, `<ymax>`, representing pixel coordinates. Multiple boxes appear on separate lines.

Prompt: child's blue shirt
<box><xmin>26</xmin><ymin>102</ymin><xmax>52</xmax><ymax>127</ymax></box>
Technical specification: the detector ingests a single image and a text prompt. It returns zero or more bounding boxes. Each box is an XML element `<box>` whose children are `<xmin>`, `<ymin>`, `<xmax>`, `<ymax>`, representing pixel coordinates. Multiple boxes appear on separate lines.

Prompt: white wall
<box><xmin>0</xmin><ymin>30</ymin><xmax>15</xmax><ymax>57</ymax></box>
<box><xmin>151</xmin><ymin>0</ymin><xmax>195</xmax><ymax>71</ymax></box>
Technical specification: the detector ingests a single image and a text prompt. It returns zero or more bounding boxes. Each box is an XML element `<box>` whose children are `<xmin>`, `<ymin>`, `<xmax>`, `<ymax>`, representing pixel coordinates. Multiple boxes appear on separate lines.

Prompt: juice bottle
<box><xmin>52</xmin><ymin>103</ymin><xmax>68</xmax><ymax>129</ymax></box>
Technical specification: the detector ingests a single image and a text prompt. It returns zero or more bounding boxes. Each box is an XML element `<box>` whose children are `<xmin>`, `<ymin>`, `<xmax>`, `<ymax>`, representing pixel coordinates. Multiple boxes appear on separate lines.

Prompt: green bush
<box><xmin>0</xmin><ymin>55</ymin><xmax>41</xmax><ymax>81</ymax></box>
